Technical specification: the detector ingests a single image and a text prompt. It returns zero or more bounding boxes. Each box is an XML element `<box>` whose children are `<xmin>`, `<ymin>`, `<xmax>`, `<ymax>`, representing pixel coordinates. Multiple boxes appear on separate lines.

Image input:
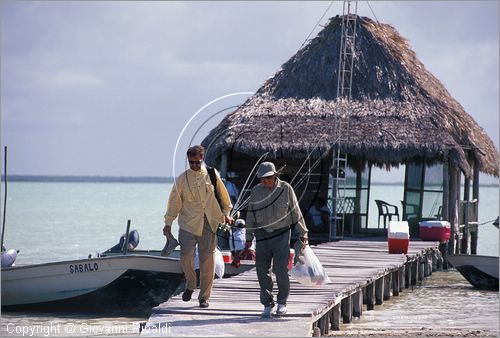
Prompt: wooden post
<box><xmin>375</xmin><ymin>277</ymin><xmax>384</xmax><ymax>305</ymax></box>
<box><xmin>455</xmin><ymin>169</ymin><xmax>462</xmax><ymax>254</ymax></box>
<box><xmin>442</xmin><ymin>152</ymin><xmax>450</xmax><ymax>268</ymax></box>
<box><xmin>319</xmin><ymin>314</ymin><xmax>329</xmax><ymax>335</ymax></box>
<box><xmin>352</xmin><ymin>290</ymin><xmax>363</xmax><ymax>317</ymax></box>
<box><xmin>471</xmin><ymin>159</ymin><xmax>480</xmax><ymax>254</ymax></box>
<box><xmin>442</xmin><ymin>150</ymin><xmax>449</xmax><ymax>221</ymax></box>
<box><xmin>461</xmin><ymin>166</ymin><xmax>471</xmax><ymax>254</ymax></box>
<box><xmin>365</xmin><ymin>283</ymin><xmax>375</xmax><ymax>310</ymax></box>
<box><xmin>431</xmin><ymin>250</ymin><xmax>437</xmax><ymax>271</ymax></box>
<box><xmin>330</xmin><ymin>303</ymin><xmax>341</xmax><ymax>331</ymax></box>
<box><xmin>220</xmin><ymin>153</ymin><xmax>227</xmax><ymax>178</ymax></box>
<box><xmin>438</xmin><ymin>243</ymin><xmax>446</xmax><ymax>270</ymax></box>
<box><xmin>411</xmin><ymin>260</ymin><xmax>418</xmax><ymax>285</ymax></box>
<box><xmin>448</xmin><ymin>164</ymin><xmax>457</xmax><ymax>256</ymax></box>
<box><xmin>399</xmin><ymin>265</ymin><xmax>405</xmax><ymax>291</ymax></box>
<box><xmin>425</xmin><ymin>253</ymin><xmax>432</xmax><ymax>276</ymax></box>
<box><xmin>353</xmin><ymin>168</ymin><xmax>362</xmax><ymax>235</ymax></box>
<box><xmin>418</xmin><ymin>257</ymin><xmax>424</xmax><ymax>281</ymax></box>
<box><xmin>392</xmin><ymin>270</ymin><xmax>400</xmax><ymax>296</ymax></box>
<box><xmin>383</xmin><ymin>274</ymin><xmax>392</xmax><ymax>300</ymax></box>
<box><xmin>405</xmin><ymin>263</ymin><xmax>411</xmax><ymax>289</ymax></box>
<box><xmin>341</xmin><ymin>296</ymin><xmax>353</xmax><ymax>323</ymax></box>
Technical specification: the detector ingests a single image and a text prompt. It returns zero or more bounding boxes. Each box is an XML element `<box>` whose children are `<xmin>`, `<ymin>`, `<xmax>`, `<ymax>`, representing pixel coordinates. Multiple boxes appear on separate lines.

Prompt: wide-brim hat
<box><xmin>257</xmin><ymin>162</ymin><xmax>277</xmax><ymax>178</ymax></box>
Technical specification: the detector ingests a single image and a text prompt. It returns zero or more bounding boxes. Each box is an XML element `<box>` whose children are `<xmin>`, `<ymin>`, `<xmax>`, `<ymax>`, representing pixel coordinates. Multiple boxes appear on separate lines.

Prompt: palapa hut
<box><xmin>201</xmin><ymin>15</ymin><xmax>499</xmax><ymax>252</ymax></box>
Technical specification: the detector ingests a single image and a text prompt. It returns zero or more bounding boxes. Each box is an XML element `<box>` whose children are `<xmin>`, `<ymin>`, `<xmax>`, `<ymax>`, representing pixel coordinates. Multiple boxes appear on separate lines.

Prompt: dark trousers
<box><xmin>255</xmin><ymin>228</ymin><xmax>291</xmax><ymax>307</ymax></box>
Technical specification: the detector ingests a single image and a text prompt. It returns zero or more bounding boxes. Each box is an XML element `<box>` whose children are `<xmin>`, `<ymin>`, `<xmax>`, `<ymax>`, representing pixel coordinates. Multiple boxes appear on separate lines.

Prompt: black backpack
<box><xmin>206</xmin><ymin>166</ymin><xmax>223</xmax><ymax>211</ymax></box>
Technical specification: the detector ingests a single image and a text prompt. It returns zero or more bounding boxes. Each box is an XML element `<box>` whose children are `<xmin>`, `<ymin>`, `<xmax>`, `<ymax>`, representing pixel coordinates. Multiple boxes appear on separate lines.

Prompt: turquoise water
<box><xmin>1</xmin><ymin>182</ymin><xmax>498</xmax><ymax>264</ymax></box>
<box><xmin>2</xmin><ymin>181</ymin><xmax>173</xmax><ymax>265</ymax></box>
<box><xmin>1</xmin><ymin>181</ymin><xmax>498</xmax><ymax>336</ymax></box>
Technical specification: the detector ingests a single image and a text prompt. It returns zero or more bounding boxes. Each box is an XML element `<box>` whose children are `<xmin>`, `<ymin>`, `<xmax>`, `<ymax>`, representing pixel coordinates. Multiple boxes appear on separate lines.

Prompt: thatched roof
<box><xmin>202</xmin><ymin>15</ymin><xmax>499</xmax><ymax>177</ymax></box>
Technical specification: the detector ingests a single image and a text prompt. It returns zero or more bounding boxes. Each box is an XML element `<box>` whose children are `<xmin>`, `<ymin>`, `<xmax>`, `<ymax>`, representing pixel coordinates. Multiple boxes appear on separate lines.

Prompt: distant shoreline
<box><xmin>1</xmin><ymin>175</ymin><xmax>174</xmax><ymax>183</ymax></box>
<box><xmin>1</xmin><ymin>175</ymin><xmax>498</xmax><ymax>187</ymax></box>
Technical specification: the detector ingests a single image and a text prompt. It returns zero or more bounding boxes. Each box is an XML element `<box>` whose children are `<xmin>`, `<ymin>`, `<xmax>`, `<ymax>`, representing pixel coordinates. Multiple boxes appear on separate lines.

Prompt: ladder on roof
<box><xmin>329</xmin><ymin>1</ymin><xmax>358</xmax><ymax>241</ymax></box>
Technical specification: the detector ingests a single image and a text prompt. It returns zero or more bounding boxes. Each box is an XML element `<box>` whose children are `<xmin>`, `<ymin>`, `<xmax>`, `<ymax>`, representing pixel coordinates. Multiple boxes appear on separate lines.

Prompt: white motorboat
<box><xmin>447</xmin><ymin>254</ymin><xmax>499</xmax><ymax>291</ymax></box>
<box><xmin>1</xmin><ymin>235</ymin><xmax>255</xmax><ymax>312</ymax></box>
<box><xmin>2</xmin><ymin>251</ymin><xmax>255</xmax><ymax>312</ymax></box>
<box><xmin>1</xmin><ymin>253</ymin><xmax>185</xmax><ymax>313</ymax></box>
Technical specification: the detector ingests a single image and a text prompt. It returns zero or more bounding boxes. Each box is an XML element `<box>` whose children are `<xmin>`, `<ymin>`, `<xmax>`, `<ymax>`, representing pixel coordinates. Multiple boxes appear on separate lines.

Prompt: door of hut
<box><xmin>403</xmin><ymin>163</ymin><xmax>444</xmax><ymax>237</ymax></box>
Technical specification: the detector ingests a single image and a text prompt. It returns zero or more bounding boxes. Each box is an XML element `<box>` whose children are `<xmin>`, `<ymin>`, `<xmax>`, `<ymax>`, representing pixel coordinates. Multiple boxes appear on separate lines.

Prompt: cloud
<box><xmin>34</xmin><ymin>69</ymin><xmax>104</xmax><ymax>89</ymax></box>
<box><xmin>0</xmin><ymin>1</ymin><xmax>498</xmax><ymax>177</ymax></box>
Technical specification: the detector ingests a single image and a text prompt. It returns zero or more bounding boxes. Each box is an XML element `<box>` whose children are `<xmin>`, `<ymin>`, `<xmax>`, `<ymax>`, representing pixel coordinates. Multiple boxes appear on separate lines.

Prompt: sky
<box><xmin>1</xmin><ymin>1</ymin><xmax>499</xmax><ymax>182</ymax></box>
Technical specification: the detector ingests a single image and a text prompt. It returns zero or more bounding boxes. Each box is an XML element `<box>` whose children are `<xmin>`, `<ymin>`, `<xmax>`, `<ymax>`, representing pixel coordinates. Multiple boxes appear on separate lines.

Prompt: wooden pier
<box><xmin>142</xmin><ymin>240</ymin><xmax>442</xmax><ymax>337</ymax></box>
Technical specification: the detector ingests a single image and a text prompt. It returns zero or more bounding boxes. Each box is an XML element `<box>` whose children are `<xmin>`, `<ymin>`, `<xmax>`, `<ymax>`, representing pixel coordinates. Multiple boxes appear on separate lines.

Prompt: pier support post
<box><xmin>405</xmin><ymin>263</ymin><xmax>411</xmax><ymax>288</ymax></box>
<box><xmin>365</xmin><ymin>283</ymin><xmax>375</xmax><ymax>310</ymax></box>
<box><xmin>399</xmin><ymin>265</ymin><xmax>405</xmax><ymax>291</ymax></box>
<box><xmin>418</xmin><ymin>257</ymin><xmax>424</xmax><ymax>281</ymax></box>
<box><xmin>352</xmin><ymin>290</ymin><xmax>363</xmax><ymax>317</ymax></box>
<box><xmin>383</xmin><ymin>274</ymin><xmax>392</xmax><ymax>300</ymax></box>
<box><xmin>375</xmin><ymin>277</ymin><xmax>384</xmax><ymax>305</ymax></box>
<box><xmin>427</xmin><ymin>253</ymin><xmax>433</xmax><ymax>276</ymax></box>
<box><xmin>411</xmin><ymin>260</ymin><xmax>418</xmax><ymax>286</ymax></box>
<box><xmin>437</xmin><ymin>244</ymin><xmax>445</xmax><ymax>270</ymax></box>
<box><xmin>341</xmin><ymin>296</ymin><xmax>353</xmax><ymax>323</ymax></box>
<box><xmin>392</xmin><ymin>270</ymin><xmax>400</xmax><ymax>296</ymax></box>
<box><xmin>319</xmin><ymin>314</ymin><xmax>329</xmax><ymax>335</ymax></box>
<box><xmin>431</xmin><ymin>250</ymin><xmax>438</xmax><ymax>271</ymax></box>
<box><xmin>471</xmin><ymin>159</ymin><xmax>479</xmax><ymax>254</ymax></box>
<box><xmin>330</xmin><ymin>303</ymin><xmax>341</xmax><ymax>331</ymax></box>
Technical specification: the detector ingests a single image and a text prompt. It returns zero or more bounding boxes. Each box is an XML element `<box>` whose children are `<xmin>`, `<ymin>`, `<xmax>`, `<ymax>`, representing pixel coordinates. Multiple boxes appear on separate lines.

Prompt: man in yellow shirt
<box><xmin>163</xmin><ymin>145</ymin><xmax>233</xmax><ymax>308</ymax></box>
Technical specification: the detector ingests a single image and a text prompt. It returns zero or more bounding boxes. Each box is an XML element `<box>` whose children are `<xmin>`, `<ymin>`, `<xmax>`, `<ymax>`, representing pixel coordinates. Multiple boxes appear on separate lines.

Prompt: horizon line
<box><xmin>1</xmin><ymin>175</ymin><xmax>498</xmax><ymax>186</ymax></box>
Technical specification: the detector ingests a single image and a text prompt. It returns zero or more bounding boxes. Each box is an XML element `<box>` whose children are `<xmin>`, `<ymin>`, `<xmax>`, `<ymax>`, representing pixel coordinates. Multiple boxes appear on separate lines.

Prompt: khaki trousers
<box><xmin>178</xmin><ymin>218</ymin><xmax>217</xmax><ymax>301</ymax></box>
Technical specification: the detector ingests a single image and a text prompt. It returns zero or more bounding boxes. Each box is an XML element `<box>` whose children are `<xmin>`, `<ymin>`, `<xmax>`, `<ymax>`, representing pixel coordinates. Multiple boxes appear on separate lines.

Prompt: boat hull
<box><xmin>447</xmin><ymin>254</ymin><xmax>499</xmax><ymax>291</ymax></box>
<box><xmin>2</xmin><ymin>255</ymin><xmax>184</xmax><ymax>312</ymax></box>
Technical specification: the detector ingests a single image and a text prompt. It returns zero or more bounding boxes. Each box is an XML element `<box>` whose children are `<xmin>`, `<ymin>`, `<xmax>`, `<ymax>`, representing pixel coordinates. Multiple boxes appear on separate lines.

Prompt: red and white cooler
<box><xmin>418</xmin><ymin>220</ymin><xmax>450</xmax><ymax>243</ymax></box>
<box><xmin>220</xmin><ymin>251</ymin><xmax>233</xmax><ymax>264</ymax></box>
<box><xmin>388</xmin><ymin>221</ymin><xmax>409</xmax><ymax>254</ymax></box>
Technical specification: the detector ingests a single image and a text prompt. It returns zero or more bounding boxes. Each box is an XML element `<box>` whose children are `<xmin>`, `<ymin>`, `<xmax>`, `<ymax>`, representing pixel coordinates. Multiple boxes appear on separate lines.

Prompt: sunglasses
<box><xmin>188</xmin><ymin>160</ymin><xmax>203</xmax><ymax>165</ymax></box>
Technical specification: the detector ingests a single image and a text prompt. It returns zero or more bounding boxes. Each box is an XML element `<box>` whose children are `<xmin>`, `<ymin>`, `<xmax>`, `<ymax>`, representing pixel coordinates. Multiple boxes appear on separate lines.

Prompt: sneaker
<box><xmin>182</xmin><ymin>289</ymin><xmax>193</xmax><ymax>302</ymax></box>
<box><xmin>199</xmin><ymin>299</ymin><xmax>209</xmax><ymax>308</ymax></box>
<box><xmin>261</xmin><ymin>305</ymin><xmax>275</xmax><ymax>318</ymax></box>
<box><xmin>276</xmin><ymin>304</ymin><xmax>287</xmax><ymax>316</ymax></box>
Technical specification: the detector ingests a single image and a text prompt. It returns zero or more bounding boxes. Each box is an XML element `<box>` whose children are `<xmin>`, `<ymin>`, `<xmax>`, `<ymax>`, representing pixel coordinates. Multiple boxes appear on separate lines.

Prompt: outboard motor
<box><xmin>105</xmin><ymin>229</ymin><xmax>140</xmax><ymax>253</ymax></box>
<box><xmin>1</xmin><ymin>248</ymin><xmax>18</xmax><ymax>268</ymax></box>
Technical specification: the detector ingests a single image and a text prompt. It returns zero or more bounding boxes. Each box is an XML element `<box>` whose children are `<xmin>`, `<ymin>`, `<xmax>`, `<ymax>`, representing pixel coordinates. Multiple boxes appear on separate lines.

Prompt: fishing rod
<box><xmin>291</xmin><ymin>153</ymin><xmax>323</xmax><ymax>189</ymax></box>
<box><xmin>230</xmin><ymin>140</ymin><xmax>328</xmax><ymax>217</ymax></box>
<box><xmin>232</xmin><ymin>152</ymin><xmax>323</xmax><ymax>216</ymax></box>
<box><xmin>288</xmin><ymin>140</ymin><xmax>327</xmax><ymax>187</ymax></box>
<box><xmin>231</xmin><ymin>165</ymin><xmax>286</xmax><ymax>216</ymax></box>
<box><xmin>230</xmin><ymin>152</ymin><xmax>269</xmax><ymax>218</ymax></box>
<box><xmin>1</xmin><ymin>146</ymin><xmax>7</xmax><ymax>251</ymax></box>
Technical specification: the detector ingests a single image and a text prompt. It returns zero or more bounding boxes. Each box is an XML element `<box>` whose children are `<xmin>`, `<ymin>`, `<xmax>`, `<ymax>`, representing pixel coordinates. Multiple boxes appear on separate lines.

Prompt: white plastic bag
<box><xmin>214</xmin><ymin>248</ymin><xmax>225</xmax><ymax>278</ymax></box>
<box><xmin>194</xmin><ymin>247</ymin><xmax>225</xmax><ymax>279</ymax></box>
<box><xmin>290</xmin><ymin>246</ymin><xmax>331</xmax><ymax>286</ymax></box>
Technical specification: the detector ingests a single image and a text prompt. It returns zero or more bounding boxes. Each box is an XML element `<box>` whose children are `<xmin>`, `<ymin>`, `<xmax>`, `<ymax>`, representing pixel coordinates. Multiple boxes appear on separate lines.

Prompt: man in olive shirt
<box><xmin>163</xmin><ymin>145</ymin><xmax>233</xmax><ymax>308</ymax></box>
<box><xmin>246</xmin><ymin>162</ymin><xmax>308</xmax><ymax>317</ymax></box>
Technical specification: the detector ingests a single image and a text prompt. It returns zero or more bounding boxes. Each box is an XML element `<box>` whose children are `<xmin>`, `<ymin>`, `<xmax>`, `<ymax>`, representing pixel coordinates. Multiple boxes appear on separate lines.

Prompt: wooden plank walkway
<box><xmin>141</xmin><ymin>240</ymin><xmax>442</xmax><ymax>337</ymax></box>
